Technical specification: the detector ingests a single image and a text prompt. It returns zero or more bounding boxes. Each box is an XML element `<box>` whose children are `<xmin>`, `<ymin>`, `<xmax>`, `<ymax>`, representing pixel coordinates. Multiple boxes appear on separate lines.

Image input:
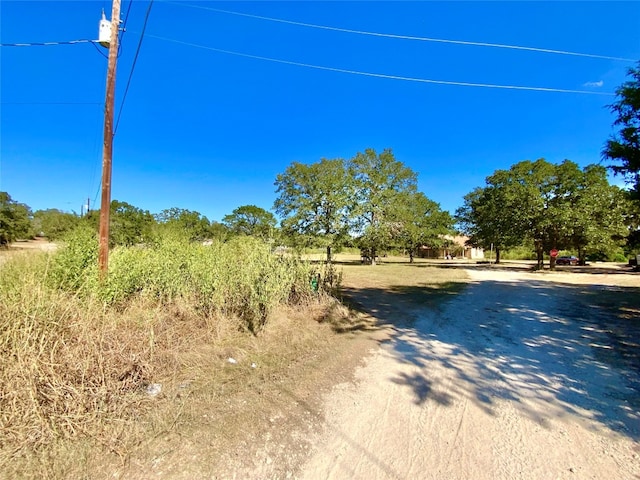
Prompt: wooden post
<box><xmin>98</xmin><ymin>0</ymin><xmax>121</xmax><ymax>277</ymax></box>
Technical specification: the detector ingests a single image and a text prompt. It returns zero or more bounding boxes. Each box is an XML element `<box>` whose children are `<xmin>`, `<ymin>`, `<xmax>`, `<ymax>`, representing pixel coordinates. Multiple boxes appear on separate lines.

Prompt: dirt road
<box><xmin>298</xmin><ymin>269</ymin><xmax>640</xmax><ymax>480</ymax></box>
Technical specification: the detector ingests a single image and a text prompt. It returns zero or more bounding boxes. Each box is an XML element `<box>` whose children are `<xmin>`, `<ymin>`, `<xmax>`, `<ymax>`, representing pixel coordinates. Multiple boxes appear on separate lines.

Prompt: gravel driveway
<box><xmin>299</xmin><ymin>269</ymin><xmax>640</xmax><ymax>480</ymax></box>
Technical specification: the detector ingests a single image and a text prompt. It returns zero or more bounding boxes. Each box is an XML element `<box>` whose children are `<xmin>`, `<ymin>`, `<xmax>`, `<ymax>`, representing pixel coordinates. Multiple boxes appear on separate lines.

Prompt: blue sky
<box><xmin>2</xmin><ymin>1</ymin><xmax>639</xmax><ymax>222</ymax></box>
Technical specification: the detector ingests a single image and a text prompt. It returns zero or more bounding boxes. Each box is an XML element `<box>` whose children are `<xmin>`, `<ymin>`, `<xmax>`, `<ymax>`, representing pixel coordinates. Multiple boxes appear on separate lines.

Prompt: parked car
<box><xmin>556</xmin><ymin>255</ymin><xmax>578</xmax><ymax>265</ymax></box>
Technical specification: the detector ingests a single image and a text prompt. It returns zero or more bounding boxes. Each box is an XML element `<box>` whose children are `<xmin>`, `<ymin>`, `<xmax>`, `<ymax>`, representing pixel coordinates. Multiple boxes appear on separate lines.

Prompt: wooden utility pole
<box><xmin>98</xmin><ymin>0</ymin><xmax>121</xmax><ymax>277</ymax></box>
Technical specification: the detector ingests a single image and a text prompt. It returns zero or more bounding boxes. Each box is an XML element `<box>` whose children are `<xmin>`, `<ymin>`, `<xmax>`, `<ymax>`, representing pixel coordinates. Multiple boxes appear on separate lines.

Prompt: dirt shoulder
<box><xmin>104</xmin><ymin>303</ymin><xmax>390</xmax><ymax>480</ymax></box>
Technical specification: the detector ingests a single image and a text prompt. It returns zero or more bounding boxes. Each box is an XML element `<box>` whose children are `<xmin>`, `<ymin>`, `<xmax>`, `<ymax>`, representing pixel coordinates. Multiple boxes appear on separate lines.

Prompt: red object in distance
<box><xmin>550</xmin><ymin>249</ymin><xmax>559</xmax><ymax>258</ymax></box>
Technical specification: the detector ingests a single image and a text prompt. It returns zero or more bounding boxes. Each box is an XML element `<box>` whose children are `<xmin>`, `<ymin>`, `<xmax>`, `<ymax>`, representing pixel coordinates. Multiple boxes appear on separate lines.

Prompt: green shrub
<box><xmin>611</xmin><ymin>252</ymin><xmax>628</xmax><ymax>263</ymax></box>
<box><xmin>48</xmin><ymin>225</ymin><xmax>99</xmax><ymax>292</ymax></box>
<box><xmin>186</xmin><ymin>237</ymin><xmax>315</xmax><ymax>332</ymax></box>
<box><xmin>41</xmin><ymin>232</ymin><xmax>317</xmax><ymax>331</ymax></box>
<box><xmin>0</xmin><ymin>233</ymin><xmax>329</xmax><ymax>467</ymax></box>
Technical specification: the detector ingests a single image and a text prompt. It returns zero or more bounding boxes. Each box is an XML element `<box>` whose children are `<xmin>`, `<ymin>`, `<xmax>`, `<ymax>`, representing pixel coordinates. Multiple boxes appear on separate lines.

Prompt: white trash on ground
<box><xmin>145</xmin><ymin>383</ymin><xmax>162</xmax><ymax>396</ymax></box>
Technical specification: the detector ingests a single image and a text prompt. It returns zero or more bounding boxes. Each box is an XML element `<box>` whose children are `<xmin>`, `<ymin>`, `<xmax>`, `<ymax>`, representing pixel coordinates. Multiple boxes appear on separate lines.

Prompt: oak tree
<box><xmin>222</xmin><ymin>205</ymin><xmax>276</xmax><ymax>240</ymax></box>
<box><xmin>274</xmin><ymin>158</ymin><xmax>352</xmax><ymax>262</ymax></box>
<box><xmin>0</xmin><ymin>192</ymin><xmax>33</xmax><ymax>246</ymax></box>
<box><xmin>349</xmin><ymin>148</ymin><xmax>418</xmax><ymax>264</ymax></box>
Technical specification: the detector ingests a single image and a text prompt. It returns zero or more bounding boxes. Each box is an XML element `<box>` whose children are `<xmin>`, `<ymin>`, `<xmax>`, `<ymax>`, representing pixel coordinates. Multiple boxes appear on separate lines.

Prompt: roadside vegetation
<box><xmin>0</xmin><ymin>229</ymin><xmax>346</xmax><ymax>478</ymax></box>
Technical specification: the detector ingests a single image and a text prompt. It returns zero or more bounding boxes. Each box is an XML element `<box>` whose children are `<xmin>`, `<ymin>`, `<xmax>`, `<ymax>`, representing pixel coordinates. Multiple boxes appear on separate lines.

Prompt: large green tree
<box><xmin>349</xmin><ymin>148</ymin><xmax>418</xmax><ymax>264</ymax></box>
<box><xmin>603</xmin><ymin>62</ymin><xmax>640</xmax><ymax>199</ymax></box>
<box><xmin>456</xmin><ymin>183</ymin><xmax>524</xmax><ymax>264</ymax></box>
<box><xmin>222</xmin><ymin>205</ymin><xmax>276</xmax><ymax>240</ymax></box>
<box><xmin>82</xmin><ymin>201</ymin><xmax>155</xmax><ymax>246</ymax></box>
<box><xmin>109</xmin><ymin>200</ymin><xmax>155</xmax><ymax>247</ymax></box>
<box><xmin>0</xmin><ymin>192</ymin><xmax>33</xmax><ymax>246</ymax></box>
<box><xmin>457</xmin><ymin>160</ymin><xmax>556</xmax><ymax>265</ymax></box>
<box><xmin>458</xmin><ymin>159</ymin><xmax>628</xmax><ymax>267</ymax></box>
<box><xmin>525</xmin><ymin>160</ymin><xmax>627</xmax><ymax>266</ymax></box>
<box><xmin>484</xmin><ymin>159</ymin><xmax>573</xmax><ymax>268</ymax></box>
<box><xmin>274</xmin><ymin>158</ymin><xmax>352</xmax><ymax>262</ymax></box>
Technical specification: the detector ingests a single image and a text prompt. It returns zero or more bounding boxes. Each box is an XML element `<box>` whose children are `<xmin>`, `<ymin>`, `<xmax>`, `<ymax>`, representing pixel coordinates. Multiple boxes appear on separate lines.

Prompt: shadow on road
<box><xmin>342</xmin><ymin>278</ymin><xmax>640</xmax><ymax>440</ymax></box>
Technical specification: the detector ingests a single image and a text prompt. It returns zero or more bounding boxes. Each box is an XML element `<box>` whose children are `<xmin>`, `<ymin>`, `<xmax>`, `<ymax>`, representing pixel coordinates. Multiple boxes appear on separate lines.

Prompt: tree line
<box><xmin>0</xmin><ymin>197</ymin><xmax>278</xmax><ymax>248</ymax></box>
<box><xmin>2</xmin><ymin>62</ymin><xmax>638</xmax><ymax>264</ymax></box>
<box><xmin>0</xmin><ymin>148</ymin><xmax>456</xmax><ymax>265</ymax></box>
<box><xmin>0</xmin><ymin>153</ymin><xmax>635</xmax><ymax>264</ymax></box>
<box><xmin>456</xmin><ymin>160</ymin><xmax>630</xmax><ymax>267</ymax></box>
<box><xmin>274</xmin><ymin>148</ymin><xmax>454</xmax><ymax>264</ymax></box>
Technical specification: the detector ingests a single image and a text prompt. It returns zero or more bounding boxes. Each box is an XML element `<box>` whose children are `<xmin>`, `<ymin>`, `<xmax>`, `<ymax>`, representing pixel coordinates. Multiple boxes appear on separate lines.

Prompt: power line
<box><xmin>117</xmin><ymin>0</ymin><xmax>134</xmax><ymax>58</ymax></box>
<box><xmin>145</xmin><ymin>33</ymin><xmax>615</xmax><ymax>96</ymax></box>
<box><xmin>121</xmin><ymin>0</ymin><xmax>134</xmax><ymax>37</ymax></box>
<box><xmin>91</xmin><ymin>183</ymin><xmax>102</xmax><ymax>215</ymax></box>
<box><xmin>90</xmin><ymin>39</ymin><xmax>109</xmax><ymax>59</ymax></box>
<box><xmin>0</xmin><ymin>8</ymin><xmax>134</xmax><ymax>54</ymax></box>
<box><xmin>0</xmin><ymin>39</ymin><xmax>98</xmax><ymax>47</ymax></box>
<box><xmin>1</xmin><ymin>101</ymin><xmax>102</xmax><ymax>105</ymax></box>
<box><xmin>162</xmin><ymin>1</ymin><xmax>636</xmax><ymax>63</ymax></box>
<box><xmin>114</xmin><ymin>0</ymin><xmax>154</xmax><ymax>135</ymax></box>
<box><xmin>1</xmin><ymin>37</ymin><xmax>112</xmax><ymax>60</ymax></box>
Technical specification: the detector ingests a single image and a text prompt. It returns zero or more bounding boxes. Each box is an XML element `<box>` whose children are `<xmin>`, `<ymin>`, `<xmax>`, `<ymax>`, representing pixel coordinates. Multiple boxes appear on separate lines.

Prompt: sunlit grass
<box><xmin>334</xmin><ymin>253</ymin><xmax>470</xmax><ymax>290</ymax></box>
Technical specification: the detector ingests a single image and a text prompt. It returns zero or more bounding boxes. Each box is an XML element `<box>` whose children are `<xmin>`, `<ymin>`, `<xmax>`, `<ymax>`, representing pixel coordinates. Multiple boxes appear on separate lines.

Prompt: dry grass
<box><xmin>304</xmin><ymin>253</ymin><xmax>470</xmax><ymax>290</ymax></box>
<box><xmin>0</xmin><ymin>285</ymin><xmax>350</xmax><ymax>479</ymax></box>
<box><xmin>322</xmin><ymin>254</ymin><xmax>471</xmax><ymax>327</ymax></box>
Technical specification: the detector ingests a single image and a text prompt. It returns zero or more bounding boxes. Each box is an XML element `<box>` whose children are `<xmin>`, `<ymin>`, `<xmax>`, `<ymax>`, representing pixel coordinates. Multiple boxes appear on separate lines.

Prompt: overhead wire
<box><xmin>114</xmin><ymin>0</ymin><xmax>154</xmax><ymax>135</ymax></box>
<box><xmin>0</xmin><ymin>37</ymin><xmax>115</xmax><ymax>61</ymax></box>
<box><xmin>162</xmin><ymin>1</ymin><xmax>636</xmax><ymax>63</ymax></box>
<box><xmin>90</xmin><ymin>39</ymin><xmax>109</xmax><ymax>59</ymax></box>
<box><xmin>116</xmin><ymin>0</ymin><xmax>134</xmax><ymax>58</ymax></box>
<box><xmin>121</xmin><ymin>0</ymin><xmax>134</xmax><ymax>41</ymax></box>
<box><xmin>0</xmin><ymin>27</ymin><xmax>110</xmax><ymax>212</ymax></box>
<box><xmin>1</xmin><ymin>101</ymin><xmax>102</xmax><ymax>105</ymax></box>
<box><xmin>0</xmin><ymin>39</ymin><xmax>98</xmax><ymax>47</ymax></box>
<box><xmin>145</xmin><ymin>33</ymin><xmax>615</xmax><ymax>96</ymax></box>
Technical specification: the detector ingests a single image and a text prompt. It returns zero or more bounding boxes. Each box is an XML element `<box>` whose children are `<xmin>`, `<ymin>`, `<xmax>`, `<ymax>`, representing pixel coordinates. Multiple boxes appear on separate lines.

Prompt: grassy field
<box><xmin>329</xmin><ymin>254</ymin><xmax>470</xmax><ymax>328</ymax></box>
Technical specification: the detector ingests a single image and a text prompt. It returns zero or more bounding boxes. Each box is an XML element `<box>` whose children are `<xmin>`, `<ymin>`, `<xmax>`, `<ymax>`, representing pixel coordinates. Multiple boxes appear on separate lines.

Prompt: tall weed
<box><xmin>47</xmin><ymin>225</ymin><xmax>98</xmax><ymax>293</ymax></box>
<box><xmin>44</xmin><ymin>229</ymin><xmax>317</xmax><ymax>329</ymax></box>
